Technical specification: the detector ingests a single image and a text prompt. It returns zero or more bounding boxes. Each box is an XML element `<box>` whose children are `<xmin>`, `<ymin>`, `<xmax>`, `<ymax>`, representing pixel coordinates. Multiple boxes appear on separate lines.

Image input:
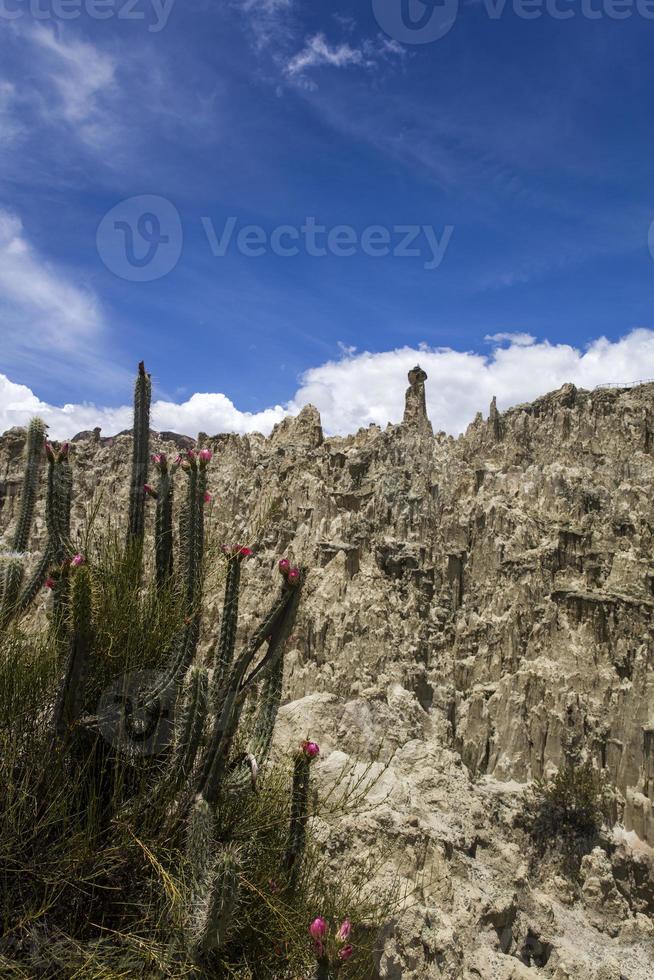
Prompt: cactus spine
<box><xmin>127</xmin><ymin>361</ymin><xmax>151</xmax><ymax>544</ymax></box>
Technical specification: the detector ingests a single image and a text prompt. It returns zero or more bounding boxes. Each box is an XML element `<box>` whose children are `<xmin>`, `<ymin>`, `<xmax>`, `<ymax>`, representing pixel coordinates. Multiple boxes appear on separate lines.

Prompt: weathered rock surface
<box><xmin>1</xmin><ymin>373</ymin><xmax>653</xmax><ymax>977</ymax></box>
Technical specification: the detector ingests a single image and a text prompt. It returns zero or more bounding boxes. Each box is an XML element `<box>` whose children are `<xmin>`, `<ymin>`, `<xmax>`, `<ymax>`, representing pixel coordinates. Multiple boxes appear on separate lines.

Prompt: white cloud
<box><xmin>3</xmin><ymin>330</ymin><xmax>654</xmax><ymax>441</ymax></box>
<box><xmin>485</xmin><ymin>332</ymin><xmax>535</xmax><ymax>347</ymax></box>
<box><xmin>286</xmin><ymin>33</ymin><xmax>369</xmax><ymax>77</ymax></box>
<box><xmin>28</xmin><ymin>25</ymin><xmax>117</xmax><ymax>149</ymax></box>
<box><xmin>0</xmin><ymin>208</ymin><xmax>102</xmax><ymax>350</ymax></box>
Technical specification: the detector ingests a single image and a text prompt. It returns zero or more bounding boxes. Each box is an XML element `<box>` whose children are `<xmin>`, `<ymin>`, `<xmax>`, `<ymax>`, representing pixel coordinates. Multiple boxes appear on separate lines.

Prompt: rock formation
<box><xmin>1</xmin><ymin>373</ymin><xmax>653</xmax><ymax>978</ymax></box>
<box><xmin>403</xmin><ymin>364</ymin><xmax>433</xmax><ymax>433</ymax></box>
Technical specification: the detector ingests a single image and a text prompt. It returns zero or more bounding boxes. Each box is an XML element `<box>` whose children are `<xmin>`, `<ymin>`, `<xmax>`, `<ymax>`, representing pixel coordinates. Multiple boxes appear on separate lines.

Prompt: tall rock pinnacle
<box><xmin>403</xmin><ymin>364</ymin><xmax>432</xmax><ymax>433</ymax></box>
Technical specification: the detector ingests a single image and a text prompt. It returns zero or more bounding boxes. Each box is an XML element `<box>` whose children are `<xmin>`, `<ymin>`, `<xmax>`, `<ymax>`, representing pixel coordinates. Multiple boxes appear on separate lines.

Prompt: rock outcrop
<box><xmin>1</xmin><ymin>372</ymin><xmax>653</xmax><ymax>977</ymax></box>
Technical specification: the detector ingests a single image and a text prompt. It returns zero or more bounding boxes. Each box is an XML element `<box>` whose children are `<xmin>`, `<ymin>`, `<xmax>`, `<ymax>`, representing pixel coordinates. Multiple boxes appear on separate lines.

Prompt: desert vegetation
<box><xmin>0</xmin><ymin>364</ymin><xmax>387</xmax><ymax>978</ymax></box>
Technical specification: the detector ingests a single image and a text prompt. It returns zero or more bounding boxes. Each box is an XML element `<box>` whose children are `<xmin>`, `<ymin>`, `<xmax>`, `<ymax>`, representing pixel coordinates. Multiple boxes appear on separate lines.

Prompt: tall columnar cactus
<box><xmin>53</xmin><ymin>563</ymin><xmax>93</xmax><ymax>740</ymax></box>
<box><xmin>0</xmin><ymin>422</ymin><xmax>73</xmax><ymax>628</ymax></box>
<box><xmin>190</xmin><ymin>844</ymin><xmax>242</xmax><ymax>957</ymax></box>
<box><xmin>170</xmin><ymin>664</ymin><xmax>209</xmax><ymax>786</ymax></box>
<box><xmin>196</xmin><ymin>563</ymin><xmax>302</xmax><ymax>807</ymax></box>
<box><xmin>0</xmin><ymin>418</ymin><xmax>44</xmax><ymax>621</ymax></box>
<box><xmin>150</xmin><ymin>452</ymin><xmax>176</xmax><ymax>589</ymax></box>
<box><xmin>284</xmin><ymin>741</ymin><xmax>319</xmax><ymax>890</ymax></box>
<box><xmin>127</xmin><ymin>361</ymin><xmax>151</xmax><ymax>544</ymax></box>
<box><xmin>210</xmin><ymin>548</ymin><xmax>243</xmax><ymax>704</ymax></box>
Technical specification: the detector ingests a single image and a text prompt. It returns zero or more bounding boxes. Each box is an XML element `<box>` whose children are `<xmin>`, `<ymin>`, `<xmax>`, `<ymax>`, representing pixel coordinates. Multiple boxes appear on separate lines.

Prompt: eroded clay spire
<box><xmin>403</xmin><ymin>365</ymin><xmax>432</xmax><ymax>432</ymax></box>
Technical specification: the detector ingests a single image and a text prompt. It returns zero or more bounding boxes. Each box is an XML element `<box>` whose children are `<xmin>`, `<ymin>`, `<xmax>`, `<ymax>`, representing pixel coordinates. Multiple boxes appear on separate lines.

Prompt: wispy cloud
<box><xmin>0</xmin><ymin>208</ymin><xmax>103</xmax><ymax>349</ymax></box>
<box><xmin>0</xmin><ymin>206</ymin><xmax>124</xmax><ymax>392</ymax></box>
<box><xmin>3</xmin><ymin>329</ymin><xmax>654</xmax><ymax>440</ymax></box>
<box><xmin>286</xmin><ymin>33</ymin><xmax>370</xmax><ymax>78</ymax></box>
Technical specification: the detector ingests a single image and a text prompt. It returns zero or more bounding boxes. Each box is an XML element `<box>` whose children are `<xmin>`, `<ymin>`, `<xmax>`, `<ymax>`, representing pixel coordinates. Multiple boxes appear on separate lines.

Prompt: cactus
<box><xmin>152</xmin><ymin>453</ymin><xmax>175</xmax><ymax>589</ymax></box>
<box><xmin>126</xmin><ymin>361</ymin><xmax>151</xmax><ymax>544</ymax></box>
<box><xmin>284</xmin><ymin>751</ymin><xmax>312</xmax><ymax>890</ymax></box>
<box><xmin>53</xmin><ymin>564</ymin><xmax>93</xmax><ymax>740</ymax></box>
<box><xmin>0</xmin><ymin>423</ymin><xmax>73</xmax><ymax>628</ymax></box>
<box><xmin>8</xmin><ymin>362</ymin><xmax>309</xmax><ymax>969</ymax></box>
<box><xmin>190</xmin><ymin>844</ymin><xmax>241</xmax><ymax>957</ymax></box>
<box><xmin>197</xmin><ymin>570</ymin><xmax>301</xmax><ymax>807</ymax></box>
<box><xmin>210</xmin><ymin>550</ymin><xmax>242</xmax><ymax>704</ymax></box>
<box><xmin>170</xmin><ymin>664</ymin><xmax>209</xmax><ymax>785</ymax></box>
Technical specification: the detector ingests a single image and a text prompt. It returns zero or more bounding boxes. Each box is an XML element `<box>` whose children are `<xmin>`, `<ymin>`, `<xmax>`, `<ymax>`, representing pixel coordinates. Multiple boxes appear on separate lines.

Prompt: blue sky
<box><xmin>1</xmin><ymin>0</ymin><xmax>654</xmax><ymax>437</ymax></box>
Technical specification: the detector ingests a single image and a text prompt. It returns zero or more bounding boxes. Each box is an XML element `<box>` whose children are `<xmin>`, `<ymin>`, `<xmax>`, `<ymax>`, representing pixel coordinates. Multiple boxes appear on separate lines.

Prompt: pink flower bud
<box><xmin>238</xmin><ymin>546</ymin><xmax>253</xmax><ymax>558</ymax></box>
<box><xmin>150</xmin><ymin>453</ymin><xmax>161</xmax><ymax>464</ymax></box>
<box><xmin>203</xmin><ymin>491</ymin><xmax>212</xmax><ymax>503</ymax></box>
<box><xmin>45</xmin><ymin>577</ymin><xmax>55</xmax><ymax>590</ymax></box>
<box><xmin>173</xmin><ymin>454</ymin><xmax>183</xmax><ymax>466</ymax></box>
<box><xmin>288</xmin><ymin>566</ymin><xmax>300</xmax><ymax>585</ymax></box>
<box><xmin>44</xmin><ymin>441</ymin><xmax>55</xmax><ymax>461</ymax></box>
<box><xmin>199</xmin><ymin>448</ymin><xmax>212</xmax><ymax>463</ymax></box>
<box><xmin>187</xmin><ymin>449</ymin><xmax>196</xmax><ymax>462</ymax></box>
<box><xmin>338</xmin><ymin>944</ymin><xmax>354</xmax><ymax>961</ymax></box>
<box><xmin>143</xmin><ymin>483</ymin><xmax>157</xmax><ymax>498</ymax></box>
<box><xmin>336</xmin><ymin>919</ymin><xmax>351</xmax><ymax>942</ymax></box>
<box><xmin>278</xmin><ymin>558</ymin><xmax>291</xmax><ymax>574</ymax></box>
<box><xmin>60</xmin><ymin>442</ymin><xmax>69</xmax><ymax>458</ymax></box>
<box><xmin>70</xmin><ymin>554</ymin><xmax>84</xmax><ymax>567</ymax></box>
<box><xmin>313</xmin><ymin>940</ymin><xmax>324</xmax><ymax>957</ymax></box>
<box><xmin>302</xmin><ymin>740</ymin><xmax>320</xmax><ymax>760</ymax></box>
<box><xmin>309</xmin><ymin>917</ymin><xmax>327</xmax><ymax>941</ymax></box>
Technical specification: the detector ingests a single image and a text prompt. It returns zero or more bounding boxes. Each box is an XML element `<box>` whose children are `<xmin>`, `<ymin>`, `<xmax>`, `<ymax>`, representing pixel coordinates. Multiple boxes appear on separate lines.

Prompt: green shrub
<box><xmin>521</xmin><ymin>759</ymin><xmax>611</xmax><ymax>872</ymax></box>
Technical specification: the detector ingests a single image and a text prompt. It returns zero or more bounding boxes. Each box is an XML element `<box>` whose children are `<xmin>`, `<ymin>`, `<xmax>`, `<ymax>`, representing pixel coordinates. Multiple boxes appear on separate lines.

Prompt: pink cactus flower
<box><xmin>288</xmin><ymin>566</ymin><xmax>300</xmax><ymax>584</ymax></box>
<box><xmin>278</xmin><ymin>558</ymin><xmax>290</xmax><ymax>574</ymax></box>
<box><xmin>338</xmin><ymin>944</ymin><xmax>354</xmax><ymax>961</ymax></box>
<box><xmin>151</xmin><ymin>452</ymin><xmax>166</xmax><ymax>465</ymax></box>
<box><xmin>143</xmin><ymin>483</ymin><xmax>157</xmax><ymax>497</ymax></box>
<box><xmin>336</xmin><ymin>919</ymin><xmax>352</xmax><ymax>942</ymax></box>
<box><xmin>44</xmin><ymin>577</ymin><xmax>56</xmax><ymax>590</ymax></box>
<box><xmin>173</xmin><ymin>453</ymin><xmax>183</xmax><ymax>466</ymax></box>
<box><xmin>199</xmin><ymin>448</ymin><xmax>212</xmax><ymax>462</ymax></box>
<box><xmin>203</xmin><ymin>491</ymin><xmax>212</xmax><ymax>503</ymax></box>
<box><xmin>44</xmin><ymin>441</ymin><xmax>55</xmax><ymax>461</ymax></box>
<box><xmin>302</xmin><ymin>740</ymin><xmax>320</xmax><ymax>760</ymax></box>
<box><xmin>187</xmin><ymin>449</ymin><xmax>196</xmax><ymax>462</ymax></box>
<box><xmin>60</xmin><ymin>442</ymin><xmax>70</xmax><ymax>458</ymax></box>
<box><xmin>309</xmin><ymin>917</ymin><xmax>327</xmax><ymax>941</ymax></box>
<box><xmin>70</xmin><ymin>554</ymin><xmax>85</xmax><ymax>567</ymax></box>
<box><xmin>238</xmin><ymin>546</ymin><xmax>253</xmax><ymax>558</ymax></box>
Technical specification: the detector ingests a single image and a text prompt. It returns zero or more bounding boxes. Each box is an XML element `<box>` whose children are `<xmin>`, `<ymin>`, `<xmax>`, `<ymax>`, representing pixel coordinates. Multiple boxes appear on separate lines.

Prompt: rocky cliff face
<box><xmin>1</xmin><ymin>372</ymin><xmax>653</xmax><ymax>979</ymax></box>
